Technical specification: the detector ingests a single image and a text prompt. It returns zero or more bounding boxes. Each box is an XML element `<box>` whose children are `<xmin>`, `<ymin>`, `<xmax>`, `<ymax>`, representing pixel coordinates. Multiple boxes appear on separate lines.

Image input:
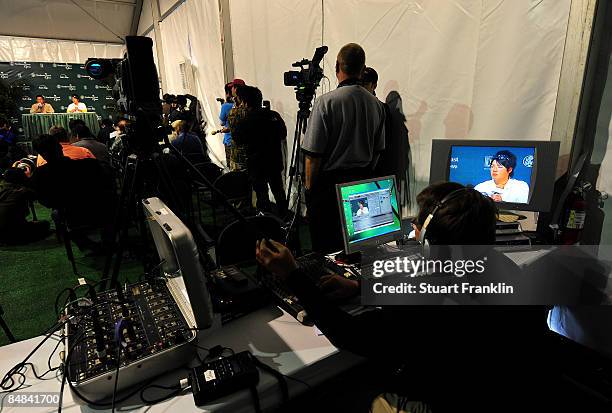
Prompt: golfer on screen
<box><xmin>474</xmin><ymin>150</ymin><xmax>529</xmax><ymax>203</ymax></box>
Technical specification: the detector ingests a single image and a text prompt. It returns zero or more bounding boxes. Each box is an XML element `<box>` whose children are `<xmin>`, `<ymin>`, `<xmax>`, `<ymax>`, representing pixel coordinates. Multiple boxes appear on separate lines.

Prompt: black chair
<box><xmin>192</xmin><ymin>162</ymin><xmax>224</xmax><ymax>226</ymax></box>
<box><xmin>193</xmin><ymin>162</ymin><xmax>223</xmax><ymax>201</ymax></box>
<box><xmin>209</xmin><ymin>171</ymin><xmax>252</xmax><ymax>231</ymax></box>
<box><xmin>194</xmin><ymin>162</ymin><xmax>224</xmax><ymax>183</ymax></box>
<box><xmin>216</xmin><ymin>214</ymin><xmax>283</xmax><ymax>266</ymax></box>
<box><xmin>54</xmin><ymin>209</ymin><xmax>106</xmax><ymax>276</ymax></box>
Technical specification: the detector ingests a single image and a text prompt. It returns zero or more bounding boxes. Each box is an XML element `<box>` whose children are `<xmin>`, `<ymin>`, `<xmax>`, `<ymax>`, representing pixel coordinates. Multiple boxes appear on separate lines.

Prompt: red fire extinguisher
<box><xmin>560</xmin><ymin>182</ymin><xmax>589</xmax><ymax>245</ymax></box>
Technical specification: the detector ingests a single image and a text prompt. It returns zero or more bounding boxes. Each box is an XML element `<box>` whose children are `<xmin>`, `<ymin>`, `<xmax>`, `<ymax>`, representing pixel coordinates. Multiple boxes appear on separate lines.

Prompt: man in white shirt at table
<box><xmin>67</xmin><ymin>95</ymin><xmax>87</xmax><ymax>113</ymax></box>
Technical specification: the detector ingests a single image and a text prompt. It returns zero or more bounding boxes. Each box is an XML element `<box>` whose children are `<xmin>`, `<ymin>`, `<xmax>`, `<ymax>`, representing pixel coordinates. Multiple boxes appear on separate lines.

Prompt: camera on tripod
<box><xmin>84</xmin><ymin>37</ymin><xmax>163</xmax><ymax>154</ymax></box>
<box><xmin>283</xmin><ymin>46</ymin><xmax>328</xmax><ymax>104</ymax></box>
<box><xmin>282</xmin><ymin>46</ymin><xmax>329</xmax><ymax>206</ymax></box>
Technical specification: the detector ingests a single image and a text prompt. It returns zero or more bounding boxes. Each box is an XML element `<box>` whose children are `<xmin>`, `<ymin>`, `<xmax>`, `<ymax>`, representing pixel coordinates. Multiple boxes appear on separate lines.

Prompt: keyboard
<box><xmin>256</xmin><ymin>253</ymin><xmax>358</xmax><ymax>325</ymax></box>
<box><xmin>296</xmin><ymin>252</ymin><xmax>358</xmax><ymax>283</ymax></box>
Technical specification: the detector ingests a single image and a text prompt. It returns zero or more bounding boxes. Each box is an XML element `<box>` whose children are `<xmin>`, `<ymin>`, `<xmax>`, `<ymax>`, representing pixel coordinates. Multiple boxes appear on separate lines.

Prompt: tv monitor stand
<box><xmin>495</xmin><ymin>211</ymin><xmax>531</xmax><ymax>247</ymax></box>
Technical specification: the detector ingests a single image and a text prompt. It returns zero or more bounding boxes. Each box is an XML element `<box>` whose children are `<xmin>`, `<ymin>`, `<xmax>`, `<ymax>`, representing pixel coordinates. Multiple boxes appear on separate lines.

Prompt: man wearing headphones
<box><xmin>256</xmin><ymin>182</ymin><xmax>550</xmax><ymax>411</ymax></box>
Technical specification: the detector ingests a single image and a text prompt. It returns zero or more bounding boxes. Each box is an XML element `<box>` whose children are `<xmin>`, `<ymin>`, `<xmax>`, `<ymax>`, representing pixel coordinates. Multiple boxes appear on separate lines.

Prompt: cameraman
<box><xmin>302</xmin><ymin>43</ymin><xmax>386</xmax><ymax>253</ymax></box>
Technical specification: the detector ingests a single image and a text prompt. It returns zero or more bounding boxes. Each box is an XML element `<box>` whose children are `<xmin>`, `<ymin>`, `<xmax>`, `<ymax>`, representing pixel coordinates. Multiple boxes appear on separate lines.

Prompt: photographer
<box><xmin>162</xmin><ymin>94</ymin><xmax>176</xmax><ymax>126</ymax></box>
<box><xmin>72</xmin><ymin>124</ymin><xmax>110</xmax><ymax>165</ymax></box>
<box><xmin>231</xmin><ymin>86</ymin><xmax>288</xmax><ymax>215</ymax></box>
<box><xmin>227</xmin><ymin>85</ymin><xmax>250</xmax><ymax>171</ymax></box>
<box><xmin>168</xmin><ymin>95</ymin><xmax>188</xmax><ymax>123</ymax></box>
<box><xmin>302</xmin><ymin>43</ymin><xmax>386</xmax><ymax>253</ymax></box>
<box><xmin>170</xmin><ymin>119</ymin><xmax>207</xmax><ymax>164</ymax></box>
<box><xmin>216</xmin><ymin>82</ymin><xmax>235</xmax><ymax>168</ymax></box>
<box><xmin>36</xmin><ymin>126</ymin><xmax>95</xmax><ymax>167</ymax></box>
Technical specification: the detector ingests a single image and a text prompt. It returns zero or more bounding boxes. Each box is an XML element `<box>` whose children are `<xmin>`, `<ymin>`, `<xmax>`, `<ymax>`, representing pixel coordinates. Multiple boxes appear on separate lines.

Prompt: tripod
<box><xmin>99</xmin><ymin>133</ymin><xmax>252</xmax><ymax>291</ymax></box>
<box><xmin>99</xmin><ymin>152</ymin><xmax>180</xmax><ymax>291</ymax></box>
<box><xmin>286</xmin><ymin>100</ymin><xmax>313</xmax><ymax>199</ymax></box>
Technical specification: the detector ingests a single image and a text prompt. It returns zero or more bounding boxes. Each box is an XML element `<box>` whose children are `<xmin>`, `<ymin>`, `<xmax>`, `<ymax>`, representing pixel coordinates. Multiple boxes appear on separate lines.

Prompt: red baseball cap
<box><xmin>229</xmin><ymin>78</ymin><xmax>246</xmax><ymax>87</ymax></box>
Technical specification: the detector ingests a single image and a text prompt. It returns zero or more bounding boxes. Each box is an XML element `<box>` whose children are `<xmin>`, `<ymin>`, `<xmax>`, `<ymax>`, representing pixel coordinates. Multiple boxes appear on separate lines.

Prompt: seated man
<box><xmin>72</xmin><ymin>124</ymin><xmax>109</xmax><ymax>165</ymax></box>
<box><xmin>66</xmin><ymin>94</ymin><xmax>87</xmax><ymax>113</ymax></box>
<box><xmin>170</xmin><ymin>120</ymin><xmax>207</xmax><ymax>164</ymax></box>
<box><xmin>0</xmin><ymin>168</ymin><xmax>50</xmax><ymax>245</ymax></box>
<box><xmin>30</xmin><ymin>95</ymin><xmax>54</xmax><ymax>114</ymax></box>
<box><xmin>256</xmin><ymin>182</ymin><xmax>551</xmax><ymax>411</ymax></box>
<box><xmin>31</xmin><ymin>134</ymin><xmax>115</xmax><ymax>251</ymax></box>
<box><xmin>36</xmin><ymin>126</ymin><xmax>95</xmax><ymax>167</ymax></box>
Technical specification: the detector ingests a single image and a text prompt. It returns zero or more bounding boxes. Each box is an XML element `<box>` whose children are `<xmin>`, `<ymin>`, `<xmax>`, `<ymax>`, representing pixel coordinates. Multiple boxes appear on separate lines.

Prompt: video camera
<box><xmin>84</xmin><ymin>36</ymin><xmax>163</xmax><ymax>154</ymax></box>
<box><xmin>284</xmin><ymin>46</ymin><xmax>328</xmax><ymax>105</ymax></box>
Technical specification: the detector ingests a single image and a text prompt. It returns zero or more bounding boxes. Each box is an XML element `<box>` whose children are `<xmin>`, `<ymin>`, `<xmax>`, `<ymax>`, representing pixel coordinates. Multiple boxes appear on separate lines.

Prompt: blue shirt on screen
<box><xmin>219</xmin><ymin>102</ymin><xmax>234</xmax><ymax>146</ymax></box>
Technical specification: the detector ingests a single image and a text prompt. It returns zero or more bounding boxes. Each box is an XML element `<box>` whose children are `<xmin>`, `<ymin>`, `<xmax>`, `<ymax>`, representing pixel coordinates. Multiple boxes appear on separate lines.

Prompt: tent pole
<box><xmin>151</xmin><ymin>0</ymin><xmax>168</xmax><ymax>93</ymax></box>
<box><xmin>218</xmin><ymin>0</ymin><xmax>235</xmax><ymax>83</ymax></box>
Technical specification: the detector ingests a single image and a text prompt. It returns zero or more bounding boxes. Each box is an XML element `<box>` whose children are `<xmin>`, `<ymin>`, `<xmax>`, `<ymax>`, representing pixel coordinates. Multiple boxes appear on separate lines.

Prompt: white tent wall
<box><xmin>229</xmin><ymin>0</ymin><xmax>572</xmax><ymax>212</ymax></box>
<box><xmin>159</xmin><ymin>4</ymin><xmax>191</xmax><ymax>94</ymax></box>
<box><xmin>155</xmin><ymin>0</ymin><xmax>227</xmax><ymax>167</ymax></box>
<box><xmin>322</xmin><ymin>0</ymin><xmax>483</xmax><ymax>208</ymax></box>
<box><xmin>0</xmin><ymin>35</ymin><xmax>124</xmax><ymax>63</ymax></box>
<box><xmin>185</xmin><ymin>0</ymin><xmax>228</xmax><ymax>167</ymax></box>
<box><xmin>229</xmin><ymin>0</ymin><xmax>323</xmax><ymax>178</ymax></box>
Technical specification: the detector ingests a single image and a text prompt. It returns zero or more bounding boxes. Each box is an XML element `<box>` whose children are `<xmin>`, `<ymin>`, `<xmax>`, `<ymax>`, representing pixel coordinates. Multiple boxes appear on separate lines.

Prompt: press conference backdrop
<box><xmin>0</xmin><ymin>60</ymin><xmax>117</xmax><ymax>138</ymax></box>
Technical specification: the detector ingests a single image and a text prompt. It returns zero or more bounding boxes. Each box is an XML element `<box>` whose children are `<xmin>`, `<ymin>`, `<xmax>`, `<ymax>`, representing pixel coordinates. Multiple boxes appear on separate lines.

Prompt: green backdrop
<box><xmin>0</xmin><ymin>60</ymin><xmax>117</xmax><ymax>139</ymax></box>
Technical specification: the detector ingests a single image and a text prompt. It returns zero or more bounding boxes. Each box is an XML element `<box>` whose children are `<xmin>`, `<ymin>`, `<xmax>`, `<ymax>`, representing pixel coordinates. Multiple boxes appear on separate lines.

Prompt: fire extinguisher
<box><xmin>560</xmin><ymin>181</ymin><xmax>590</xmax><ymax>245</ymax></box>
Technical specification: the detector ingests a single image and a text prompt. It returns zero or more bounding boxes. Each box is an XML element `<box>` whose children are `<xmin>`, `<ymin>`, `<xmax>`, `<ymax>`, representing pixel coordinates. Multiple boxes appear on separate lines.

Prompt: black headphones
<box><xmin>418</xmin><ymin>187</ymin><xmax>473</xmax><ymax>250</ymax></box>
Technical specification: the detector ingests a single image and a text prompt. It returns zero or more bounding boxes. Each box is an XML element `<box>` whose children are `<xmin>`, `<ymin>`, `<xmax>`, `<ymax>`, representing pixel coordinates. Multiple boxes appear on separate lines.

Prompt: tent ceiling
<box><xmin>0</xmin><ymin>0</ymin><xmax>142</xmax><ymax>44</ymax></box>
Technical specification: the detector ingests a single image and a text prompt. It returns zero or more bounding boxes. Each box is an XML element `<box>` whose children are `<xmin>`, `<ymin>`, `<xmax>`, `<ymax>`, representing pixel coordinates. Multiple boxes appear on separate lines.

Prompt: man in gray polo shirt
<box><xmin>302</xmin><ymin>43</ymin><xmax>386</xmax><ymax>253</ymax></box>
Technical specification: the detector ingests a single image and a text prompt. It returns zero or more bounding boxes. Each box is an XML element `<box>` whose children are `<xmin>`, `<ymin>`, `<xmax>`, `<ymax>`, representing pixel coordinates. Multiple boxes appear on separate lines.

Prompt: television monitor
<box><xmin>336</xmin><ymin>175</ymin><xmax>403</xmax><ymax>254</ymax></box>
<box><xmin>429</xmin><ymin>139</ymin><xmax>560</xmax><ymax>212</ymax></box>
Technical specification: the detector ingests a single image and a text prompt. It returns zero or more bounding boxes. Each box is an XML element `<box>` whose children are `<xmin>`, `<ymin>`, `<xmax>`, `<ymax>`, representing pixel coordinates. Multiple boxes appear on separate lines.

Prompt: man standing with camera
<box><xmin>302</xmin><ymin>43</ymin><xmax>386</xmax><ymax>253</ymax></box>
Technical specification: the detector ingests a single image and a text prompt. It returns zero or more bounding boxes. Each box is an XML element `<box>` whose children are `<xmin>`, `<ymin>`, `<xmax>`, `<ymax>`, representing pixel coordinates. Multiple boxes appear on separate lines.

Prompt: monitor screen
<box><xmin>336</xmin><ymin>176</ymin><xmax>402</xmax><ymax>253</ymax></box>
<box><xmin>449</xmin><ymin>145</ymin><xmax>536</xmax><ymax>204</ymax></box>
<box><xmin>429</xmin><ymin>140</ymin><xmax>559</xmax><ymax>213</ymax></box>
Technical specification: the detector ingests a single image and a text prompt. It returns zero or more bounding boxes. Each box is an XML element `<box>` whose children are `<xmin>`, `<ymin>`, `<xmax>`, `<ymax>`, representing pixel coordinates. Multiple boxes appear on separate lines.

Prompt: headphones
<box><xmin>418</xmin><ymin>187</ymin><xmax>473</xmax><ymax>251</ymax></box>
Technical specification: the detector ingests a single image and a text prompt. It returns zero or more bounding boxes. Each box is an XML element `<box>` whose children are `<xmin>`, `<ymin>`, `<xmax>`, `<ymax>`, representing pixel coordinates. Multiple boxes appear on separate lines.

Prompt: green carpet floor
<box><xmin>0</xmin><ymin>203</ymin><xmax>142</xmax><ymax>346</ymax></box>
<box><xmin>0</xmin><ymin>200</ymin><xmax>309</xmax><ymax>347</ymax></box>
